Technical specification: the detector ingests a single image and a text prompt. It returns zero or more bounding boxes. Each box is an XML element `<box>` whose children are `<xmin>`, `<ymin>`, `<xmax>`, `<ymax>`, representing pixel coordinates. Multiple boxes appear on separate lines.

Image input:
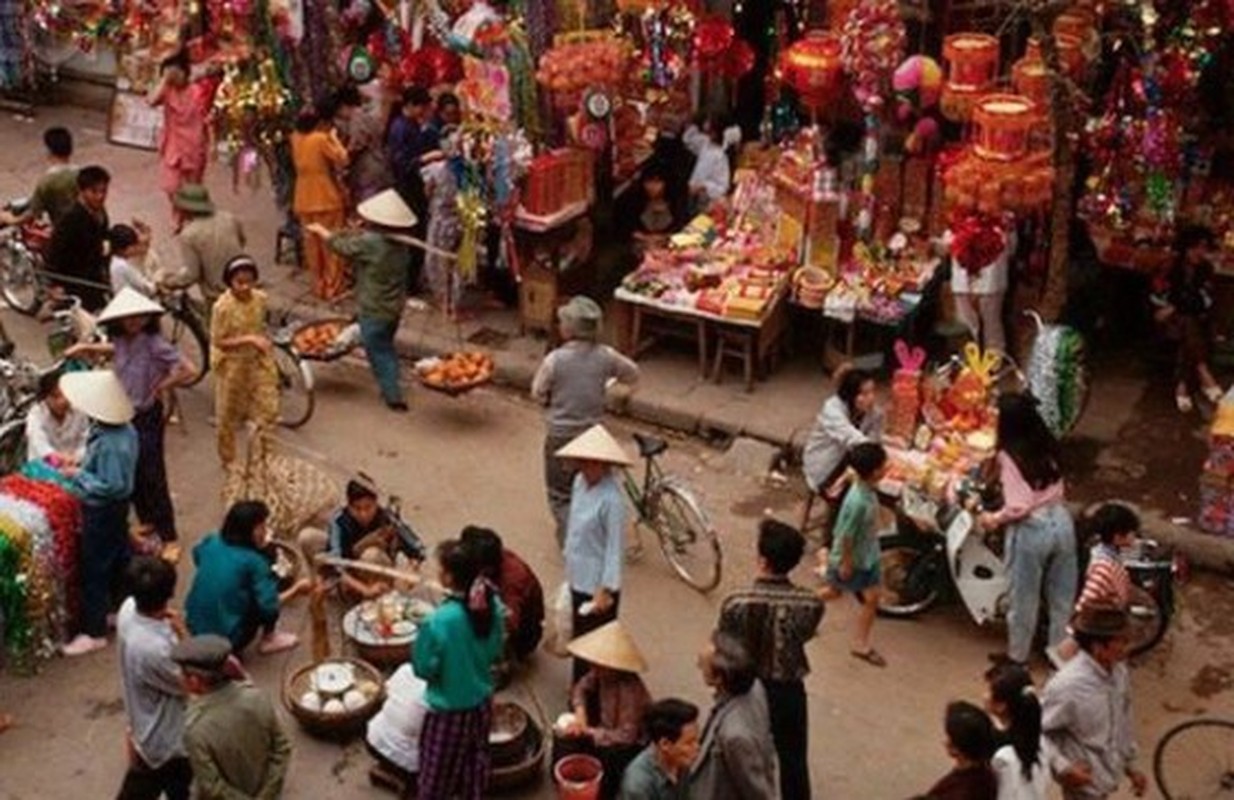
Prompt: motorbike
<box><xmin>877</xmin><ymin>486</ymin><xmax>1179</xmax><ymax>659</ymax></box>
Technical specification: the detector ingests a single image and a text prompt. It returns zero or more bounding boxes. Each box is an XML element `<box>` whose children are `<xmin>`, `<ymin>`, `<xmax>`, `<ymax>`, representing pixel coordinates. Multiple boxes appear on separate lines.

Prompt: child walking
<box><xmin>1053</xmin><ymin>502</ymin><xmax>1137</xmax><ymax>665</ymax></box>
<box><xmin>819</xmin><ymin>441</ymin><xmax>888</xmax><ymax>667</ymax></box>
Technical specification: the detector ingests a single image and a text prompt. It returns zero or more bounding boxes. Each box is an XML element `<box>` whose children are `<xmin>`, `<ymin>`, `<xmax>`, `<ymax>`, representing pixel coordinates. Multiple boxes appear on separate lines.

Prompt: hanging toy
<box><xmin>1025</xmin><ymin>312</ymin><xmax>1088</xmax><ymax>437</ymax></box>
<box><xmin>942</xmin><ymin>343</ymin><xmax>1001</xmax><ymax>432</ymax></box>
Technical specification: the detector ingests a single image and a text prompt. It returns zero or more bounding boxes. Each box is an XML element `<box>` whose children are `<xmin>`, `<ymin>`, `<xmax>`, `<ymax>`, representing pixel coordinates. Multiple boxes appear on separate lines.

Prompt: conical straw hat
<box><xmin>566</xmin><ymin>620</ymin><xmax>648</xmax><ymax>673</ymax></box>
<box><xmin>554</xmin><ymin>424</ymin><xmax>632</xmax><ymax>466</ymax></box>
<box><xmin>96</xmin><ymin>287</ymin><xmax>164</xmax><ymax>324</ymax></box>
<box><xmin>60</xmin><ymin>369</ymin><xmax>134</xmax><ymax>424</ymax></box>
<box><xmin>357</xmin><ymin>189</ymin><xmax>417</xmax><ymax>229</ymax></box>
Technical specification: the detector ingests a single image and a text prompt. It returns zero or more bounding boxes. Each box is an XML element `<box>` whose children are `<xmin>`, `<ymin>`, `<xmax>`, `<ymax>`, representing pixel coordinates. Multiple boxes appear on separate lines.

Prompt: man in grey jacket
<box><xmin>687</xmin><ymin>631</ymin><xmax>779</xmax><ymax>800</ymax></box>
<box><xmin>532</xmin><ymin>296</ymin><xmax>639</xmax><ymax>548</ymax></box>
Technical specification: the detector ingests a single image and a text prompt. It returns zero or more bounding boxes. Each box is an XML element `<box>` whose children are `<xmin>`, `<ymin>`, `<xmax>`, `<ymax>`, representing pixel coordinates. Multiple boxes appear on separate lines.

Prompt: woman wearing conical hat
<box><xmin>563</xmin><ymin>620</ymin><xmax>652</xmax><ymax>800</ymax></box>
<box><xmin>556</xmin><ymin>424</ymin><xmax>633</xmax><ymax>685</ymax></box>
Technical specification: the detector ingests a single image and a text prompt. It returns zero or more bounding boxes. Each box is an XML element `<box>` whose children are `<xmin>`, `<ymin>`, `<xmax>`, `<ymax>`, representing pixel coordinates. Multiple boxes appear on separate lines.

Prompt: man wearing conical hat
<box><xmin>565</xmin><ymin>620</ymin><xmax>652</xmax><ymax>799</ymax></box>
<box><xmin>304</xmin><ymin>189</ymin><xmax>415</xmax><ymax>413</ymax></box>
<box><xmin>158</xmin><ymin>183</ymin><xmax>246</xmax><ymax>310</ymax></box>
<box><xmin>58</xmin><ymin>370</ymin><xmax>138</xmax><ymax>657</ymax></box>
<box><xmin>533</xmin><ymin>297</ymin><xmax>639</xmax><ymax>548</ymax></box>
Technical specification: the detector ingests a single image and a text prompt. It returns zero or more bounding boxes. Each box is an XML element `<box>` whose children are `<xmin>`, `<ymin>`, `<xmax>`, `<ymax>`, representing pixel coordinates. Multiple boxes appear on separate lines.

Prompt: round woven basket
<box><xmin>282</xmin><ymin>657</ymin><xmax>386</xmax><ymax>739</ymax></box>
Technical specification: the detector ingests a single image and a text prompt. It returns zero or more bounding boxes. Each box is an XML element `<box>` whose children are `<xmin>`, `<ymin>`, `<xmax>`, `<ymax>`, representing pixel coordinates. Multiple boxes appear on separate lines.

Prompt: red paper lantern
<box><xmin>941</xmin><ymin>33</ymin><xmax>998</xmax><ymax>121</ymax></box>
<box><xmin>422</xmin><ymin>43</ymin><xmax>464</xmax><ymax>84</ymax></box>
<box><xmin>780</xmin><ymin>31</ymin><xmax>845</xmax><ymax>112</ymax></box>
<box><xmin>725</xmin><ymin>39</ymin><xmax>756</xmax><ymax>79</ymax></box>
<box><xmin>694</xmin><ymin>16</ymin><xmax>735</xmax><ymax>64</ymax></box>
<box><xmin>972</xmin><ymin>94</ymin><xmax>1039</xmax><ymax>162</ymax></box>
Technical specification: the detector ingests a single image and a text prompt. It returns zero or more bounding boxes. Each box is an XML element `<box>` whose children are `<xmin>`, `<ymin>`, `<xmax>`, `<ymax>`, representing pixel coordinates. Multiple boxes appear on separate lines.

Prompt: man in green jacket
<box><xmin>306</xmin><ymin>188</ymin><xmax>415</xmax><ymax>412</ymax></box>
<box><xmin>172</xmin><ymin>635</ymin><xmax>292</xmax><ymax>799</ymax></box>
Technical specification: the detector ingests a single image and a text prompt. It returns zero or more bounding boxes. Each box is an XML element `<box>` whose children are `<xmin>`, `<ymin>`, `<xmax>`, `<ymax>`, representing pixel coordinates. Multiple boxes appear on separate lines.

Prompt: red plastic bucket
<box><xmin>553</xmin><ymin>754</ymin><xmax>603</xmax><ymax>800</ymax></box>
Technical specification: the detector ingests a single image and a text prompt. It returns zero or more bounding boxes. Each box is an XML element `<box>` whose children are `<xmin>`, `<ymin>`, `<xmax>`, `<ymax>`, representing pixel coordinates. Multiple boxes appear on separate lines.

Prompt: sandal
<box><xmin>1176</xmin><ymin>392</ymin><xmax>1194</xmax><ymax>413</ymax></box>
<box><xmin>1204</xmin><ymin>385</ymin><xmax>1224</xmax><ymax>404</ymax></box>
<box><xmin>851</xmin><ymin>648</ymin><xmax>888</xmax><ymax>668</ymax></box>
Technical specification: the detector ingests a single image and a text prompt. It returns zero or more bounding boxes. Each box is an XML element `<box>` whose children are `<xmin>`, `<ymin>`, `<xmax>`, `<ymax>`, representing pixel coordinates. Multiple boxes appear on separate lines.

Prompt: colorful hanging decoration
<box><xmin>889</xmin><ymin>340</ymin><xmax>926</xmax><ymax>439</ymax></box>
<box><xmin>949</xmin><ymin>212</ymin><xmax>1007</xmax><ymax>273</ymax></box>
<box><xmin>29</xmin><ymin>0</ymin><xmax>126</xmax><ymax>54</ymax></box>
<box><xmin>841</xmin><ymin>0</ymin><xmax>906</xmax><ymax>240</ymax></box>
<box><xmin>1026</xmin><ymin>322</ymin><xmax>1088</xmax><ymax>437</ymax></box>
<box><xmin>693</xmin><ymin>15</ymin><xmax>734</xmax><ymax>67</ymax></box>
<box><xmin>971</xmin><ymin>94</ymin><xmax>1040</xmax><ymax>162</ymax></box>
<box><xmin>893</xmin><ymin>55</ymin><xmax>943</xmax><ymax>155</ymax></box>
<box><xmin>778</xmin><ymin>31</ymin><xmax>845</xmax><ymax>113</ymax></box>
<box><xmin>940</xmin><ymin>33</ymin><xmax>998</xmax><ymax>122</ymax></box>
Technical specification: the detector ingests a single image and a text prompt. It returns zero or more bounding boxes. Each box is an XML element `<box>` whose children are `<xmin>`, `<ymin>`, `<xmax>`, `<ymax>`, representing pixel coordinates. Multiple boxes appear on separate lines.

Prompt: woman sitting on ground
<box><xmin>564</xmin><ymin>620</ymin><xmax>652</xmax><ymax>800</ymax></box>
<box><xmin>185</xmin><ymin>500</ymin><xmax>311</xmax><ymax>656</ymax></box>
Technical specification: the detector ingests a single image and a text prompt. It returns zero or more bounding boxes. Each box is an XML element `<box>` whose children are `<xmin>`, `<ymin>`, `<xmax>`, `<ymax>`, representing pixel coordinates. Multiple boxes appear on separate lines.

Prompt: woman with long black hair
<box><xmin>802</xmin><ymin>366</ymin><xmax>885</xmax><ymax>497</ymax></box>
<box><xmin>185</xmin><ymin>500</ymin><xmax>310</xmax><ymax>655</ymax></box>
<box><xmin>980</xmin><ymin>394</ymin><xmax>1077</xmax><ymax>666</ymax></box>
<box><xmin>413</xmin><ymin>538</ymin><xmax>506</xmax><ymax>800</ymax></box>
<box><xmin>985</xmin><ymin>662</ymin><xmax>1047</xmax><ymax>799</ymax></box>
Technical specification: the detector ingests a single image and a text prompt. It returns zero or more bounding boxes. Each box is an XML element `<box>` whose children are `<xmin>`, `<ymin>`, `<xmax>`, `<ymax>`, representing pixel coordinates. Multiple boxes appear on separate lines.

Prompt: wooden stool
<box><xmin>711</xmin><ymin>328</ymin><xmax>756</xmax><ymax>391</ymax></box>
<box><xmin>275</xmin><ymin>222</ymin><xmax>303</xmax><ymax>269</ymax></box>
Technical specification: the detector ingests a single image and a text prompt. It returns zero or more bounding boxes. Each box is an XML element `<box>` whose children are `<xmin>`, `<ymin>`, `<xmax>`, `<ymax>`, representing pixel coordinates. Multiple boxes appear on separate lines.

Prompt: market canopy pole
<box><xmin>1027</xmin><ymin>0</ymin><xmax>1078</xmax><ymax>323</ymax></box>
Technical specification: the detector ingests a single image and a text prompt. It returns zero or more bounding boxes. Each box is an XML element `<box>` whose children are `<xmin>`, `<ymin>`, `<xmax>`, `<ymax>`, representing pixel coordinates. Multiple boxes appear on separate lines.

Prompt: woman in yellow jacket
<box><xmin>291</xmin><ymin>103</ymin><xmax>349</xmax><ymax>301</ymax></box>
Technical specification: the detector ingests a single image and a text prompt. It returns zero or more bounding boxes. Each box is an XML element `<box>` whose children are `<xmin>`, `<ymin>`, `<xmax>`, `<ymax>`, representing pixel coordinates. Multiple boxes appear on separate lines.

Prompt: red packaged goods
<box><xmin>888</xmin><ymin>340</ymin><xmax>926</xmax><ymax>439</ymax></box>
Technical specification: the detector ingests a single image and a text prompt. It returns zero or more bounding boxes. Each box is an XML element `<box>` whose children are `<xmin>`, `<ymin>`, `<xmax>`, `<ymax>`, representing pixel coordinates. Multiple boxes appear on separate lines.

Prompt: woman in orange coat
<box><xmin>291</xmin><ymin>103</ymin><xmax>350</xmax><ymax>301</ymax></box>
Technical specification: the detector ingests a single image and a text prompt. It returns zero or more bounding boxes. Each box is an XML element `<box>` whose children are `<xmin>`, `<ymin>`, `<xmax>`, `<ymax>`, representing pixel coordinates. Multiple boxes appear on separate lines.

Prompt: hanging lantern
<box><xmin>779</xmin><ymin>31</ymin><xmax>845</xmax><ymax>113</ymax></box>
<box><xmin>941</xmin><ymin>33</ymin><xmax>998</xmax><ymax>121</ymax></box>
<box><xmin>694</xmin><ymin>16</ymin><xmax>735</xmax><ymax>65</ymax></box>
<box><xmin>1024</xmin><ymin>35</ymin><xmax>1085</xmax><ymax>78</ymax></box>
<box><xmin>1012</xmin><ymin>54</ymin><xmax>1050</xmax><ymax>107</ymax></box>
<box><xmin>972</xmin><ymin>94</ymin><xmax>1039</xmax><ymax>162</ymax></box>
<box><xmin>1053</xmin><ymin>6</ymin><xmax>1100</xmax><ymax>59</ymax></box>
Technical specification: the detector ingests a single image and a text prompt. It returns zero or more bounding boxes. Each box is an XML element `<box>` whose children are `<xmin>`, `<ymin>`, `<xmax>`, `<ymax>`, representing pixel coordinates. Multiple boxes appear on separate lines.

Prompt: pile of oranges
<box><xmin>418</xmin><ymin>351</ymin><xmax>495</xmax><ymax>391</ymax></box>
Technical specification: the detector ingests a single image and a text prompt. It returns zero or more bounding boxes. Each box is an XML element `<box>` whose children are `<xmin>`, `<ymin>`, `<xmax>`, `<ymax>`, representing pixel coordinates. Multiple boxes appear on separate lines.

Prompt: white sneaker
<box><xmin>62</xmin><ymin>634</ymin><xmax>108</xmax><ymax>657</ymax></box>
<box><xmin>258</xmin><ymin>630</ymin><xmax>299</xmax><ymax>655</ymax></box>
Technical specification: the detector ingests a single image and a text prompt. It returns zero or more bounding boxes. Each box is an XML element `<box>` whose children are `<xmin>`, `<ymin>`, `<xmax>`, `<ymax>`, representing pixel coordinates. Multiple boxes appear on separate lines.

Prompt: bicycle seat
<box><xmin>633</xmin><ymin>432</ymin><xmax>668</xmax><ymax>459</ymax></box>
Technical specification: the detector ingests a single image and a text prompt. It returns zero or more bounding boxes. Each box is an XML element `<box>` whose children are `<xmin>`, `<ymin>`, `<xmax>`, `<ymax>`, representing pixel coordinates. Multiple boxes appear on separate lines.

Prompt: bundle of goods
<box><xmin>612</xmin><ymin>104</ymin><xmax>652</xmax><ymax>183</ymax></box>
<box><xmin>888</xmin><ymin>341</ymin><xmax>926</xmax><ymax>439</ymax></box>
<box><xmin>289</xmin><ymin>318</ymin><xmax>361</xmax><ymax>361</ymax></box>
<box><xmin>284</xmin><ymin>658</ymin><xmax>385</xmax><ymax>738</ymax></box>
<box><xmin>0</xmin><ymin>470</ymin><xmax>82</xmax><ymax>670</ymax></box>
<box><xmin>822</xmin><ymin>241</ymin><xmax>937</xmax><ymax>323</ymax></box>
<box><xmin>881</xmin><ymin>344</ymin><xmax>1000</xmax><ymax>497</ymax></box>
<box><xmin>536</xmin><ymin>33</ymin><xmax>633</xmax><ymax>110</ymax></box>
<box><xmin>415</xmin><ymin>351</ymin><xmax>496</xmax><ymax>395</ymax></box>
<box><xmin>1025</xmin><ymin>319</ymin><xmax>1087</xmax><ymax>437</ymax></box>
<box><xmin>521</xmin><ymin>149</ymin><xmax>595</xmax><ymax>218</ymax></box>
<box><xmin>1200</xmin><ymin>398</ymin><xmax>1234</xmax><ymax>536</ymax></box>
<box><xmin>792</xmin><ymin>266</ymin><xmax>835</xmax><ymax>309</ymax></box>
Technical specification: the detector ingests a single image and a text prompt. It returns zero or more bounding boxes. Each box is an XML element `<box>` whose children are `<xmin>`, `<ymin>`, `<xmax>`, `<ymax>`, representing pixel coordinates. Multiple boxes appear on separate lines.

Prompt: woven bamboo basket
<box><xmin>282</xmin><ymin>657</ymin><xmax>385</xmax><ymax>739</ymax></box>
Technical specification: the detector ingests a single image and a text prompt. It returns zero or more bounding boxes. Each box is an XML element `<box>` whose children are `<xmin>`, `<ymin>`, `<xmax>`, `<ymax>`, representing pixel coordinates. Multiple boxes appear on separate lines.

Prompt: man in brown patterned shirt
<box><xmin>717</xmin><ymin>519</ymin><xmax>824</xmax><ymax>800</ymax></box>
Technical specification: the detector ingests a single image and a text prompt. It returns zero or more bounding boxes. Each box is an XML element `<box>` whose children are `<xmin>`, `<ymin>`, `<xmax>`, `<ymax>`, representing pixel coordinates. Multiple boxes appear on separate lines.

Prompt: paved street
<box><xmin>0</xmin><ymin>107</ymin><xmax>1228</xmax><ymax>799</ymax></box>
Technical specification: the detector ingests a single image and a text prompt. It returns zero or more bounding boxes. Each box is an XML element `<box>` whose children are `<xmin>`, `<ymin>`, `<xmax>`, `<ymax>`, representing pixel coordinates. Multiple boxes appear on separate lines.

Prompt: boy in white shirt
<box><xmin>25</xmin><ymin>370</ymin><xmax>88</xmax><ymax>465</ymax></box>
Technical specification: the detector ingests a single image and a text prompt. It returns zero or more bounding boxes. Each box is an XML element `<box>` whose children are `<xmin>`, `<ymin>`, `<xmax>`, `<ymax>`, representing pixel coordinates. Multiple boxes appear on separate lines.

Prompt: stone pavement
<box><xmin>1</xmin><ymin>99</ymin><xmax>1232</xmax><ymax>573</ymax></box>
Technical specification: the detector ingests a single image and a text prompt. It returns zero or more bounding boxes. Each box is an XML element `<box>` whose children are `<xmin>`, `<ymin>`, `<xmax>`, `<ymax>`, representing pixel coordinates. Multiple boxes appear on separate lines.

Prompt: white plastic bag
<box><xmin>543</xmin><ymin>582</ymin><xmax>573</xmax><ymax>658</ymax></box>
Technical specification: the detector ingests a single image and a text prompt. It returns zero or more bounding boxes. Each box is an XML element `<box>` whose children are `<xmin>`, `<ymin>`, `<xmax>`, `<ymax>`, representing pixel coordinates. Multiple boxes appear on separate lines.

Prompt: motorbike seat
<box><xmin>633</xmin><ymin>432</ymin><xmax>668</xmax><ymax>459</ymax></box>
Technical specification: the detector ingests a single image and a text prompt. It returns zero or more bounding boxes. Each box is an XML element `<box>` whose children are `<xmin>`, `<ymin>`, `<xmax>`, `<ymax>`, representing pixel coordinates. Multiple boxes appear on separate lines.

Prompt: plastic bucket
<box><xmin>553</xmin><ymin>754</ymin><xmax>603</xmax><ymax>800</ymax></box>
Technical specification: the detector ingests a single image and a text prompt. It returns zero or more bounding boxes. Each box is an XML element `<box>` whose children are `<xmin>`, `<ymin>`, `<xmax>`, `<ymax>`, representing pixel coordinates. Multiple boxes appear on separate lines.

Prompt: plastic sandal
<box><xmin>1176</xmin><ymin>393</ymin><xmax>1194</xmax><ymax>413</ymax></box>
<box><xmin>851</xmin><ymin>648</ymin><xmax>888</xmax><ymax>668</ymax></box>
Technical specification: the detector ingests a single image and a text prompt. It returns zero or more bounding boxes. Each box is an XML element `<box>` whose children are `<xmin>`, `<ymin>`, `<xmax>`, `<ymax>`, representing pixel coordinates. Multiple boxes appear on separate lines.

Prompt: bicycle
<box><xmin>0</xmin><ymin>199</ymin><xmax>49</xmax><ymax>316</ymax></box>
<box><xmin>1153</xmin><ymin>716</ymin><xmax>1234</xmax><ymax>799</ymax></box>
<box><xmin>268</xmin><ymin>309</ymin><xmax>319</xmax><ymax>430</ymax></box>
<box><xmin>622</xmin><ymin>432</ymin><xmax>722</xmax><ymax>592</ymax></box>
<box><xmin>156</xmin><ymin>288</ymin><xmax>209</xmax><ymax>388</ymax></box>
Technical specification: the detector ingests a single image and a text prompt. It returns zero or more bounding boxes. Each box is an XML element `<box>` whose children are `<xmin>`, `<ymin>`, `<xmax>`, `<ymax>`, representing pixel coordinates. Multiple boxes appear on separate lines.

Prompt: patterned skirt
<box><xmin>417</xmin><ymin>700</ymin><xmax>493</xmax><ymax>800</ymax></box>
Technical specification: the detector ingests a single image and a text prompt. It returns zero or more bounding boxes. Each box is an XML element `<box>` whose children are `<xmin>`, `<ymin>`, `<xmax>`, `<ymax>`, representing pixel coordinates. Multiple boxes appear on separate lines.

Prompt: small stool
<box><xmin>711</xmin><ymin>329</ymin><xmax>756</xmax><ymax>391</ymax></box>
<box><xmin>275</xmin><ymin>222</ymin><xmax>303</xmax><ymax>269</ymax></box>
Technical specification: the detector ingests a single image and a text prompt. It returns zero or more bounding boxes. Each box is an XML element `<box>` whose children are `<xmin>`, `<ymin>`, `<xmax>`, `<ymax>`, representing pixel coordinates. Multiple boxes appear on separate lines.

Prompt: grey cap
<box><xmin>170</xmin><ymin>634</ymin><xmax>233</xmax><ymax>673</ymax></box>
<box><xmin>557</xmin><ymin>296</ymin><xmax>602</xmax><ymax>339</ymax></box>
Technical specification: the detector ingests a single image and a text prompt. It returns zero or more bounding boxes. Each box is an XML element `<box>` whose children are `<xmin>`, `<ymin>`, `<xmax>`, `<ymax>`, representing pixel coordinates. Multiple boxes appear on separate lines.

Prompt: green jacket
<box><xmin>184</xmin><ymin>680</ymin><xmax>291</xmax><ymax>800</ymax></box>
<box><xmin>412</xmin><ymin>594</ymin><xmax>506</xmax><ymax>711</ymax></box>
<box><xmin>328</xmin><ymin>231</ymin><xmax>410</xmax><ymax>322</ymax></box>
<box><xmin>185</xmin><ymin>534</ymin><xmax>279</xmax><ymax>649</ymax></box>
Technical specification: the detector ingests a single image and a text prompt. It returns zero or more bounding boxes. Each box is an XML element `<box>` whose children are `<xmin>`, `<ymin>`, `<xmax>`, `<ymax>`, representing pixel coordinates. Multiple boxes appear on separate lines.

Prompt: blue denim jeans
<box><xmin>359</xmin><ymin>316</ymin><xmax>404</xmax><ymax>405</ymax></box>
<box><xmin>1006</xmin><ymin>502</ymin><xmax>1078</xmax><ymax>663</ymax></box>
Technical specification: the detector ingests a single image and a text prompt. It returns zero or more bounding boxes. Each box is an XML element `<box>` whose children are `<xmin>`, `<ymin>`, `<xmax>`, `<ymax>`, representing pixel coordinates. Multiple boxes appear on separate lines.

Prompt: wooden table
<box><xmin>614</xmin><ymin>288</ymin><xmax>789</xmax><ymax>390</ymax></box>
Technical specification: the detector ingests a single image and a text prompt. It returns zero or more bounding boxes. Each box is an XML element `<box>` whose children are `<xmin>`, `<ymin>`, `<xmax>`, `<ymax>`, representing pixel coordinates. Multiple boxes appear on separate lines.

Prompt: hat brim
<box><xmin>60</xmin><ymin>370</ymin><xmax>135</xmax><ymax>425</ymax></box>
<box><xmin>566</xmin><ymin>621</ymin><xmax>648</xmax><ymax>673</ymax></box>
<box><xmin>173</xmin><ymin>198</ymin><xmax>215</xmax><ymax>214</ymax></box>
<box><xmin>554</xmin><ymin>424</ymin><xmax>633</xmax><ymax>466</ymax></box>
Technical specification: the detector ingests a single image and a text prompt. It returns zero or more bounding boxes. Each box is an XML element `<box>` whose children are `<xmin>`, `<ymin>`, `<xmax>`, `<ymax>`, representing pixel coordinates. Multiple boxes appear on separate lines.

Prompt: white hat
<box><xmin>357</xmin><ymin>189</ymin><xmax>418</xmax><ymax>229</ymax></box>
<box><xmin>567</xmin><ymin>621</ymin><xmax>648</xmax><ymax>673</ymax></box>
<box><xmin>554</xmin><ymin>424</ymin><xmax>632</xmax><ymax>466</ymax></box>
<box><xmin>96</xmin><ymin>288</ymin><xmax>164</xmax><ymax>325</ymax></box>
<box><xmin>60</xmin><ymin>369</ymin><xmax>134</xmax><ymax>424</ymax></box>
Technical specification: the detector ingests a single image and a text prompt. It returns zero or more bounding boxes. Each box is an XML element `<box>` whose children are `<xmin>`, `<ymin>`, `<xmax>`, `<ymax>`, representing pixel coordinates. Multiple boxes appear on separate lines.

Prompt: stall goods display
<box><xmin>821</xmin><ymin>242</ymin><xmax>938</xmax><ymax>323</ymax></box>
<box><xmin>536</xmin><ymin>35</ymin><xmax>633</xmax><ymax>109</ymax></box>
<box><xmin>351</xmin><ymin>592</ymin><xmax>434</xmax><ymax>643</ymax></box>
<box><xmin>415</xmin><ymin>351</ymin><xmax>496</xmax><ymax>392</ymax></box>
<box><xmin>290</xmin><ymin>319</ymin><xmax>361</xmax><ymax>360</ymax></box>
<box><xmin>285</xmin><ymin>657</ymin><xmax>386</xmax><ymax>737</ymax></box>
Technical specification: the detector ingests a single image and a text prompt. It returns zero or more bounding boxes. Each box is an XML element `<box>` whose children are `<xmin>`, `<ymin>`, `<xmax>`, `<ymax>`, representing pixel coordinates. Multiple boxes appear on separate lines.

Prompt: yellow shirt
<box><xmin>291</xmin><ymin>129</ymin><xmax>349</xmax><ymax>214</ymax></box>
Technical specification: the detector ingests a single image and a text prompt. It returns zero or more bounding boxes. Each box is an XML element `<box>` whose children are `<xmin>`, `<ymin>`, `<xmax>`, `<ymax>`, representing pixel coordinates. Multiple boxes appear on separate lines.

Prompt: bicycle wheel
<box><xmin>877</xmin><ymin>533</ymin><xmax>945</xmax><ymax>618</ymax></box>
<box><xmin>1154</xmin><ymin>717</ymin><xmax>1234</xmax><ymax>800</ymax></box>
<box><xmin>161</xmin><ymin>308</ymin><xmax>209</xmax><ymax>387</ymax></box>
<box><xmin>1127</xmin><ymin>583</ymin><xmax>1169</xmax><ymax>658</ymax></box>
<box><xmin>0</xmin><ymin>419</ymin><xmax>25</xmax><ymax>476</ymax></box>
<box><xmin>274</xmin><ymin>345</ymin><xmax>315</xmax><ymax>429</ymax></box>
<box><xmin>0</xmin><ymin>242</ymin><xmax>40</xmax><ymax>315</ymax></box>
<box><xmin>649</xmin><ymin>482</ymin><xmax>722</xmax><ymax>592</ymax></box>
